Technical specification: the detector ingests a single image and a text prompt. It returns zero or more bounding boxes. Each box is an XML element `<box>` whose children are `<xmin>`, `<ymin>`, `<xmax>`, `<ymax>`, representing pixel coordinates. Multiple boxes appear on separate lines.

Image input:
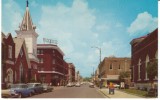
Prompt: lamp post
<box><xmin>91</xmin><ymin>46</ymin><xmax>101</xmax><ymax>88</ymax></box>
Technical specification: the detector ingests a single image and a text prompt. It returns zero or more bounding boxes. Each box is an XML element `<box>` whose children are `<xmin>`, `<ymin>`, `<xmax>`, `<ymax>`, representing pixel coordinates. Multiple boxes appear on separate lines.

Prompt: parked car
<box><xmin>10</xmin><ymin>84</ymin><xmax>33</xmax><ymax>98</ymax></box>
<box><xmin>1</xmin><ymin>89</ymin><xmax>19</xmax><ymax>98</ymax></box>
<box><xmin>75</xmin><ymin>83</ymin><xmax>80</xmax><ymax>87</ymax></box>
<box><xmin>89</xmin><ymin>83</ymin><xmax>94</xmax><ymax>88</ymax></box>
<box><xmin>66</xmin><ymin>83</ymin><xmax>72</xmax><ymax>87</ymax></box>
<box><xmin>27</xmin><ymin>83</ymin><xmax>43</xmax><ymax>94</ymax></box>
<box><xmin>113</xmin><ymin>84</ymin><xmax>120</xmax><ymax>88</ymax></box>
<box><xmin>42</xmin><ymin>84</ymin><xmax>53</xmax><ymax>92</ymax></box>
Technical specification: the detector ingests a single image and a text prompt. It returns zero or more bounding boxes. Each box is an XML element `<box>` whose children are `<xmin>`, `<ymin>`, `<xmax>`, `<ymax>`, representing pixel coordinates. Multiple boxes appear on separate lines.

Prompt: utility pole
<box><xmin>91</xmin><ymin>46</ymin><xmax>101</xmax><ymax>88</ymax></box>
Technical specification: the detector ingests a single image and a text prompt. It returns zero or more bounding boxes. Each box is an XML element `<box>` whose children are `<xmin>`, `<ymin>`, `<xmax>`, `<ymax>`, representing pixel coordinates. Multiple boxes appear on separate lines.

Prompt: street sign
<box><xmin>43</xmin><ymin>38</ymin><xmax>58</xmax><ymax>45</ymax></box>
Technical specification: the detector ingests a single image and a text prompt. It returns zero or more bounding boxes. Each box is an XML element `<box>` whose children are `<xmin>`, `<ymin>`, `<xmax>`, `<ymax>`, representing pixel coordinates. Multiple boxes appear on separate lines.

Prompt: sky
<box><xmin>1</xmin><ymin>0</ymin><xmax>158</xmax><ymax>77</ymax></box>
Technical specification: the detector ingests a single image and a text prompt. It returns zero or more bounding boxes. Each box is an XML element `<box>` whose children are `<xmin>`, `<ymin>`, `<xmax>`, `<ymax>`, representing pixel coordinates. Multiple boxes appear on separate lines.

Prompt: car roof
<box><xmin>27</xmin><ymin>83</ymin><xmax>41</xmax><ymax>84</ymax></box>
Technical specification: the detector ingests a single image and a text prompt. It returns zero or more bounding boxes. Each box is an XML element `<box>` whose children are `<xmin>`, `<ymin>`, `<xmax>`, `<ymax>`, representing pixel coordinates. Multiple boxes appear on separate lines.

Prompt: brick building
<box><xmin>2</xmin><ymin>33</ymin><xmax>15</xmax><ymax>87</ymax></box>
<box><xmin>2</xmin><ymin>33</ymin><xmax>31</xmax><ymax>88</ymax></box>
<box><xmin>130</xmin><ymin>28</ymin><xmax>158</xmax><ymax>90</ymax></box>
<box><xmin>68</xmin><ymin>63</ymin><xmax>76</xmax><ymax>83</ymax></box>
<box><xmin>99</xmin><ymin>57</ymin><xmax>131</xmax><ymax>84</ymax></box>
<box><xmin>13</xmin><ymin>37</ymin><xmax>31</xmax><ymax>83</ymax></box>
<box><xmin>37</xmin><ymin>44</ymin><xmax>65</xmax><ymax>86</ymax></box>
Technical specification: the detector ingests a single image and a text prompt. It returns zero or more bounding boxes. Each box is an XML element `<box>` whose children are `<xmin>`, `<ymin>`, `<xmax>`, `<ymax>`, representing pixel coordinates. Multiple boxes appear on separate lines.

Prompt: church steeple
<box><xmin>19</xmin><ymin>0</ymin><xmax>36</xmax><ymax>31</ymax></box>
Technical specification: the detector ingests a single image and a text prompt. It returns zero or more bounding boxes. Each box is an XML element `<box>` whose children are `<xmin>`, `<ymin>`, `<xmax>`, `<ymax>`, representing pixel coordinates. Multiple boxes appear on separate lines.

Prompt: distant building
<box><xmin>68</xmin><ymin>63</ymin><xmax>75</xmax><ymax>82</ymax></box>
<box><xmin>37</xmin><ymin>44</ymin><xmax>65</xmax><ymax>86</ymax></box>
<box><xmin>130</xmin><ymin>28</ymin><xmax>158</xmax><ymax>90</ymax></box>
<box><xmin>99</xmin><ymin>57</ymin><xmax>131</xmax><ymax>84</ymax></box>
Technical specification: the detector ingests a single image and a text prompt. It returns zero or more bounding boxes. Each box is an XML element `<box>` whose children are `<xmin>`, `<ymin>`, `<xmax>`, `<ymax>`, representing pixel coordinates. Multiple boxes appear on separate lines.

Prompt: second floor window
<box><xmin>39</xmin><ymin>58</ymin><xmax>43</xmax><ymax>63</ymax></box>
<box><xmin>8</xmin><ymin>45</ymin><xmax>12</xmax><ymax>58</ymax></box>
<box><xmin>37</xmin><ymin>50</ymin><xmax>43</xmax><ymax>54</ymax></box>
<box><xmin>53</xmin><ymin>59</ymin><xmax>55</xmax><ymax>64</ymax></box>
<box><xmin>119</xmin><ymin>64</ymin><xmax>121</xmax><ymax>69</ymax></box>
<box><xmin>110</xmin><ymin>64</ymin><xmax>113</xmax><ymax>69</ymax></box>
<box><xmin>41</xmin><ymin>68</ymin><xmax>44</xmax><ymax>71</ymax></box>
<box><xmin>52</xmin><ymin>67</ymin><xmax>55</xmax><ymax>71</ymax></box>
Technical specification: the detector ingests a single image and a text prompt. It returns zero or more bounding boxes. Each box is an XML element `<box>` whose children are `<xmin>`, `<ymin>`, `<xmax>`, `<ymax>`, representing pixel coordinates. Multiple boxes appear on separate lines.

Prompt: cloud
<box><xmin>2</xmin><ymin>0</ymin><xmax>23</xmax><ymax>36</ymax></box>
<box><xmin>127</xmin><ymin>12</ymin><xmax>158</xmax><ymax>35</ymax></box>
<box><xmin>30</xmin><ymin>0</ymin><xmax>38</xmax><ymax>7</ymax></box>
<box><xmin>38</xmin><ymin>0</ymin><xmax>97</xmax><ymax>54</ymax></box>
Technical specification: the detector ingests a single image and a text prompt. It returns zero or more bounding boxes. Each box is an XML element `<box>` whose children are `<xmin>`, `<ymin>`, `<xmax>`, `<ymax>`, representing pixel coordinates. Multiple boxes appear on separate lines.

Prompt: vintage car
<box><xmin>42</xmin><ymin>84</ymin><xmax>53</xmax><ymax>92</ymax></box>
<box><xmin>10</xmin><ymin>84</ymin><xmax>34</xmax><ymax>98</ymax></box>
<box><xmin>27</xmin><ymin>83</ymin><xmax>43</xmax><ymax>94</ymax></box>
<box><xmin>1</xmin><ymin>89</ymin><xmax>19</xmax><ymax>98</ymax></box>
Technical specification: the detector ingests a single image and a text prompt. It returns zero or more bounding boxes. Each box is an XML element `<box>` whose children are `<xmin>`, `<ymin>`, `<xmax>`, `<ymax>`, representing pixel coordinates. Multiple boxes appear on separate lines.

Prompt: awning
<box><xmin>101</xmin><ymin>75</ymin><xmax>119</xmax><ymax>81</ymax></box>
<box><xmin>38</xmin><ymin>71</ymin><xmax>64</xmax><ymax>75</ymax></box>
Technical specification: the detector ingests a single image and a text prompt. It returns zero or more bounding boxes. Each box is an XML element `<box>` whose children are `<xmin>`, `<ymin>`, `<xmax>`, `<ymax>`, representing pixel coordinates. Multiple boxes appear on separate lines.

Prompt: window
<box><xmin>53</xmin><ymin>50</ymin><xmax>55</xmax><ymax>53</ymax></box>
<box><xmin>39</xmin><ymin>58</ymin><xmax>43</xmax><ymax>63</ymax></box>
<box><xmin>20</xmin><ymin>48</ymin><xmax>23</xmax><ymax>57</ymax></box>
<box><xmin>8</xmin><ymin>45</ymin><xmax>12</xmax><ymax>58</ymax></box>
<box><xmin>119</xmin><ymin>64</ymin><xmax>121</xmax><ymax>69</ymax></box>
<box><xmin>138</xmin><ymin>59</ymin><xmax>141</xmax><ymax>80</ymax></box>
<box><xmin>41</xmin><ymin>68</ymin><xmax>44</xmax><ymax>71</ymax></box>
<box><xmin>53</xmin><ymin>59</ymin><xmax>55</xmax><ymax>64</ymax></box>
<box><xmin>37</xmin><ymin>50</ymin><xmax>40</xmax><ymax>54</ymax></box>
<box><xmin>110</xmin><ymin>64</ymin><xmax>112</xmax><ymax>69</ymax></box>
<box><xmin>37</xmin><ymin>50</ymin><xmax>43</xmax><ymax>54</ymax></box>
<box><xmin>52</xmin><ymin>67</ymin><xmax>55</xmax><ymax>71</ymax></box>
<box><xmin>40</xmin><ymin>50</ymin><xmax>43</xmax><ymax>54</ymax></box>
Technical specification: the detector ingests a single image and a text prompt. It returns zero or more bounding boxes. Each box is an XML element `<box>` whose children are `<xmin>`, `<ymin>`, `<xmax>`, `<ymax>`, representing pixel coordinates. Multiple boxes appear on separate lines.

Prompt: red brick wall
<box><xmin>15</xmin><ymin>45</ymin><xmax>29</xmax><ymax>83</ymax></box>
<box><xmin>131</xmin><ymin>29</ymin><xmax>158</xmax><ymax>83</ymax></box>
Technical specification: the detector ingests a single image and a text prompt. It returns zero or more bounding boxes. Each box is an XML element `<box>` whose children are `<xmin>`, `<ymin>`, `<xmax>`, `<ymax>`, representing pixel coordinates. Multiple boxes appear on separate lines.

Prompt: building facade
<box><xmin>2</xmin><ymin>33</ymin><xmax>15</xmax><ymax>87</ymax></box>
<box><xmin>130</xmin><ymin>28</ymin><xmax>158</xmax><ymax>90</ymax></box>
<box><xmin>68</xmin><ymin>63</ymin><xmax>75</xmax><ymax>83</ymax></box>
<box><xmin>99</xmin><ymin>57</ymin><xmax>131</xmax><ymax>84</ymax></box>
<box><xmin>13</xmin><ymin>38</ymin><xmax>31</xmax><ymax>84</ymax></box>
<box><xmin>2</xmin><ymin>33</ymin><xmax>30</xmax><ymax>88</ymax></box>
<box><xmin>37</xmin><ymin>44</ymin><xmax>65</xmax><ymax>86</ymax></box>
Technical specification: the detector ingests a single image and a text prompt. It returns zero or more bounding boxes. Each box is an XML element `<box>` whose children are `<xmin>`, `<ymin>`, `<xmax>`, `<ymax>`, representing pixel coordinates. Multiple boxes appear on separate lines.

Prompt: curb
<box><xmin>99</xmin><ymin>89</ymin><xmax>110</xmax><ymax>98</ymax></box>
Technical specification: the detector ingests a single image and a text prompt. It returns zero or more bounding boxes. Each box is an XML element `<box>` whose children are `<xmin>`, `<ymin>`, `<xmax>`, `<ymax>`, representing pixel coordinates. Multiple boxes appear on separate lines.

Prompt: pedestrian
<box><xmin>109</xmin><ymin>82</ymin><xmax>115</xmax><ymax>94</ymax></box>
<box><xmin>58</xmin><ymin>83</ymin><xmax>59</xmax><ymax>86</ymax></box>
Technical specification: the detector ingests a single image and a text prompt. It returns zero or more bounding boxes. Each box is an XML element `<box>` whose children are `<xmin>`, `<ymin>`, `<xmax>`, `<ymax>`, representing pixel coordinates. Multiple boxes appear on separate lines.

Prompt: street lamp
<box><xmin>91</xmin><ymin>46</ymin><xmax>101</xmax><ymax>88</ymax></box>
<box><xmin>91</xmin><ymin>46</ymin><xmax>101</xmax><ymax>63</ymax></box>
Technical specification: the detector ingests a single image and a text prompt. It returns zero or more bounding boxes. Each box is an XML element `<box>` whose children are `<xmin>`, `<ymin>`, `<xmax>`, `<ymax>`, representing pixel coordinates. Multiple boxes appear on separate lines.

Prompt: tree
<box><xmin>146</xmin><ymin>59</ymin><xmax>158</xmax><ymax>80</ymax></box>
<box><xmin>146</xmin><ymin>59</ymin><xmax>158</xmax><ymax>97</ymax></box>
<box><xmin>119</xmin><ymin>71</ymin><xmax>130</xmax><ymax>81</ymax></box>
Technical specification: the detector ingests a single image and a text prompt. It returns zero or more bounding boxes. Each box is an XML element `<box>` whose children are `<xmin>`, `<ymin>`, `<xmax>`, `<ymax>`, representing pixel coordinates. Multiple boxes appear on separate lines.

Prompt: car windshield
<box><xmin>10</xmin><ymin>84</ymin><xmax>24</xmax><ymax>88</ymax></box>
<box><xmin>27</xmin><ymin>84</ymin><xmax>35</xmax><ymax>87</ymax></box>
<box><xmin>42</xmin><ymin>84</ymin><xmax>48</xmax><ymax>87</ymax></box>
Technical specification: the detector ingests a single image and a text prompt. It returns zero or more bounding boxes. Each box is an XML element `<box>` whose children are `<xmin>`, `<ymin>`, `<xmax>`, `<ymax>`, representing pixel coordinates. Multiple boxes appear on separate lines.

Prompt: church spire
<box><xmin>26</xmin><ymin>0</ymin><xmax>29</xmax><ymax>7</ymax></box>
<box><xmin>19</xmin><ymin>0</ymin><xmax>36</xmax><ymax>31</ymax></box>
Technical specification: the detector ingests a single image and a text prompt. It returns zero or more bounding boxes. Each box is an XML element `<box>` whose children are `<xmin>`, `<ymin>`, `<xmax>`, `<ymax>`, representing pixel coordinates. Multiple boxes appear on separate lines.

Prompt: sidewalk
<box><xmin>99</xmin><ymin>88</ymin><xmax>143</xmax><ymax>98</ymax></box>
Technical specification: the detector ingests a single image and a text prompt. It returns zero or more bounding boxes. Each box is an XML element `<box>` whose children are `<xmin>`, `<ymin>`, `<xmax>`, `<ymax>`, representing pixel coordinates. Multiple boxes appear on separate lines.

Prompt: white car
<box><xmin>89</xmin><ymin>83</ymin><xmax>94</xmax><ymax>88</ymax></box>
<box><xmin>114</xmin><ymin>84</ymin><xmax>120</xmax><ymax>88</ymax></box>
<box><xmin>75</xmin><ymin>83</ymin><xmax>80</xmax><ymax>87</ymax></box>
<box><xmin>66</xmin><ymin>83</ymin><xmax>72</xmax><ymax>87</ymax></box>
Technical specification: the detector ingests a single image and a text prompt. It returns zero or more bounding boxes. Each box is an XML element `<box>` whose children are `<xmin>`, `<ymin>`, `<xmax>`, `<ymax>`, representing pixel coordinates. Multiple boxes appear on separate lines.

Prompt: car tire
<box><xmin>18</xmin><ymin>93</ymin><xmax>22</xmax><ymax>98</ymax></box>
<box><xmin>29</xmin><ymin>93</ymin><xmax>32</xmax><ymax>97</ymax></box>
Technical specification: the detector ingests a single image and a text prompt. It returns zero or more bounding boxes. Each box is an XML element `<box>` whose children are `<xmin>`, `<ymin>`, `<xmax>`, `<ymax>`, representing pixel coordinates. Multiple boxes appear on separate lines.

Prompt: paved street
<box><xmin>30</xmin><ymin>84</ymin><xmax>106</xmax><ymax>98</ymax></box>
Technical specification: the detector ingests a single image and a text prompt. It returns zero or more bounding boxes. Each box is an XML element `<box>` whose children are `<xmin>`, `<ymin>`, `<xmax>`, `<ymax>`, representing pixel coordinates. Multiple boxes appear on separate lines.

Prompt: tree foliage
<box><xmin>119</xmin><ymin>71</ymin><xmax>130</xmax><ymax>81</ymax></box>
<box><xmin>146</xmin><ymin>59</ymin><xmax>158</xmax><ymax>80</ymax></box>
